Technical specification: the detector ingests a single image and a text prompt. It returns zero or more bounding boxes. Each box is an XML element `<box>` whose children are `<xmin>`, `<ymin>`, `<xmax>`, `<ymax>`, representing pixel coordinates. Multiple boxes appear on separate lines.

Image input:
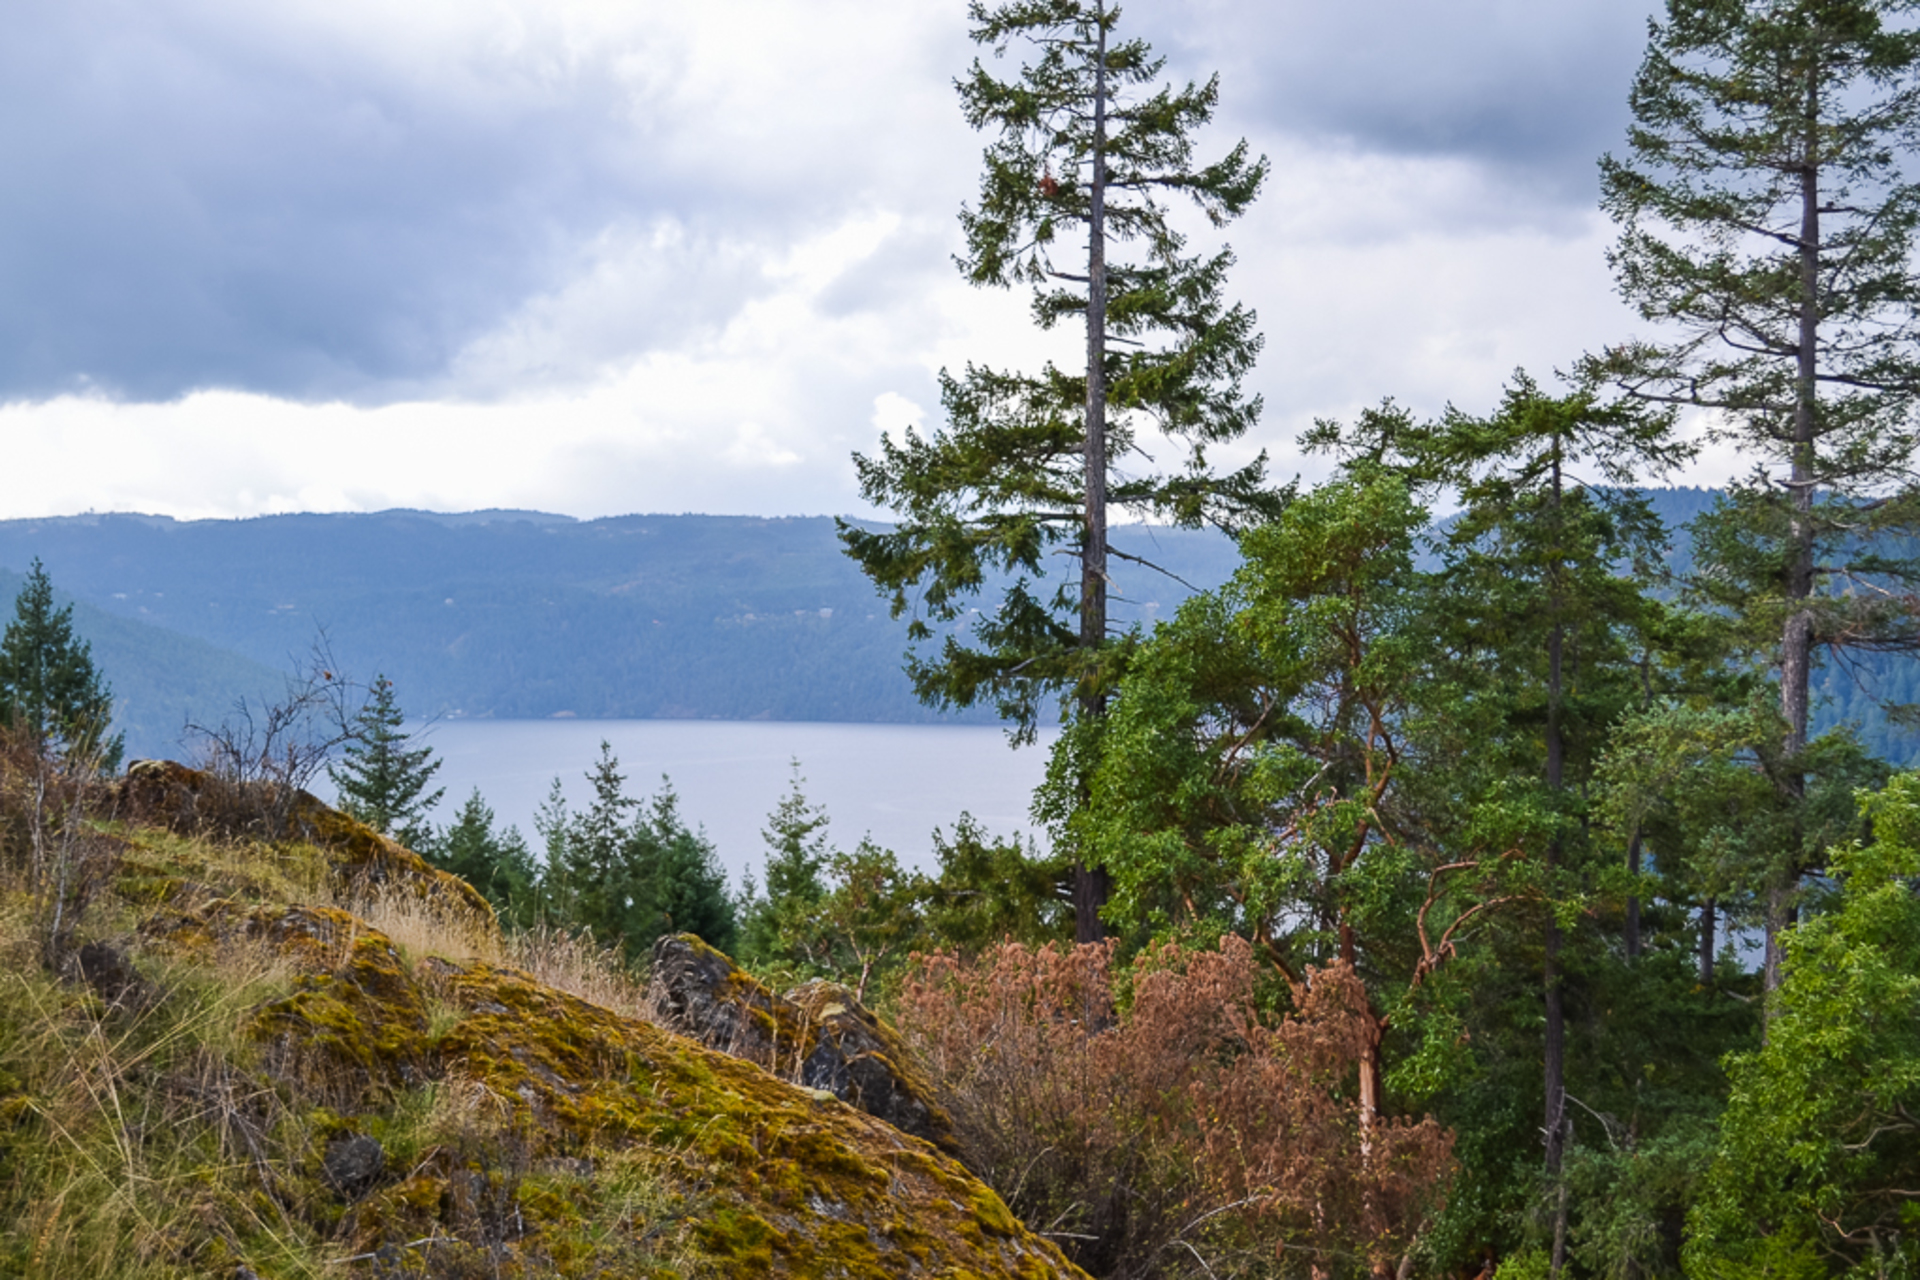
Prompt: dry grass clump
<box><xmin>0</xmin><ymin>938</ymin><xmax>325</xmax><ymax>1277</ymax></box>
<box><xmin>503</xmin><ymin>922</ymin><xmax>654</xmax><ymax>1022</ymax></box>
<box><xmin>340</xmin><ymin>880</ymin><xmax>504</xmax><ymax>969</ymax></box>
<box><xmin>0</xmin><ymin>809</ymin><xmax>679</xmax><ymax>1278</ymax></box>
<box><xmin>0</xmin><ymin>732</ymin><xmax>122</xmax><ymax>970</ymax></box>
<box><xmin>336</xmin><ymin>881</ymin><xmax>660</xmax><ymax>1029</ymax></box>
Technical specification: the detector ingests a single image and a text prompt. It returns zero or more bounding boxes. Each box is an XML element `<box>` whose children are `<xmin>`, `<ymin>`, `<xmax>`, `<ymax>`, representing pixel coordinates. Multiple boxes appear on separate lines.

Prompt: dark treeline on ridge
<box><xmin>1</xmin><ymin>494</ymin><xmax>1914</xmax><ymax>767</ymax></box>
<box><xmin>0</xmin><ymin>510</ymin><xmax>1243</xmax><ymax>759</ymax></box>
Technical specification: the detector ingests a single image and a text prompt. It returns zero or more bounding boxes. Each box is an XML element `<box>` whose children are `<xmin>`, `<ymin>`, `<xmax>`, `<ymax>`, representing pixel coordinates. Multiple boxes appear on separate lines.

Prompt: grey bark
<box><xmin>1075</xmin><ymin>0</ymin><xmax>1111</xmax><ymax>946</ymax></box>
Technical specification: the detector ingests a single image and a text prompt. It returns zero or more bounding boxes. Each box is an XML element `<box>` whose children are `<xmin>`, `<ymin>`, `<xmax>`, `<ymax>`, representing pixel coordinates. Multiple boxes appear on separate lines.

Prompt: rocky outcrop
<box><xmin>47</xmin><ymin>763</ymin><xmax>1085</xmax><ymax>1278</ymax></box>
<box><xmin>649</xmin><ymin>934</ymin><xmax>962</xmax><ymax>1158</ymax></box>
<box><xmin>115</xmin><ymin>758</ymin><xmax>492</xmax><ymax>920</ymax></box>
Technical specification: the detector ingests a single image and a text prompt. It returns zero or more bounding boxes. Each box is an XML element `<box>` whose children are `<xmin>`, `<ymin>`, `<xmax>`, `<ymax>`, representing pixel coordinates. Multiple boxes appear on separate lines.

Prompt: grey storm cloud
<box><xmin>0</xmin><ymin>2</ymin><xmax>773</xmax><ymax>404</ymax></box>
<box><xmin>0</xmin><ymin>0</ymin><xmax>1661</xmax><ymax>410</ymax></box>
<box><xmin>1177</xmin><ymin>0</ymin><xmax>1657</xmax><ymax>204</ymax></box>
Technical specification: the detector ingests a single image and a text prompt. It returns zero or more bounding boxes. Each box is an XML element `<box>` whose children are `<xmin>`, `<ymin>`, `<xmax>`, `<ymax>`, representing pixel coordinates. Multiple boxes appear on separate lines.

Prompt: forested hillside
<box><xmin>4</xmin><ymin>495</ymin><xmax>1910</xmax><ymax>766</ymax></box>
<box><xmin>0</xmin><ymin>510</ymin><xmax>1242</xmax><ymax>755</ymax></box>
<box><xmin>0</xmin><ymin>565</ymin><xmax>283</xmax><ymax>760</ymax></box>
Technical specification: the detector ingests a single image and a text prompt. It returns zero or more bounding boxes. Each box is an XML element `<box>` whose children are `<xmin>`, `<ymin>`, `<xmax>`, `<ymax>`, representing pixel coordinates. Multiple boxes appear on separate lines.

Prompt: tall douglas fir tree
<box><xmin>839</xmin><ymin>0</ymin><xmax>1277</xmax><ymax>940</ymax></box>
<box><xmin>1591</xmin><ymin>0</ymin><xmax>1920</xmax><ymax>1002</ymax></box>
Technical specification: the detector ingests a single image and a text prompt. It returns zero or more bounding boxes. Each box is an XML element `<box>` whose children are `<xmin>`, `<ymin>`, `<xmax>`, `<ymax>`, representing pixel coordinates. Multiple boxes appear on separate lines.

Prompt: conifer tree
<box><xmin>631</xmin><ymin>784</ymin><xmax>736</xmax><ymax>958</ymax></box>
<box><xmin>544</xmin><ymin>743</ymin><xmax>736</xmax><ymax>961</ymax></box>
<box><xmin>549</xmin><ymin>742</ymin><xmax>639</xmax><ymax>949</ymax></box>
<box><xmin>328</xmin><ymin>675</ymin><xmax>443</xmax><ymax>851</ymax></box>
<box><xmin>1591</xmin><ymin>0</ymin><xmax>1920</xmax><ymax>998</ymax></box>
<box><xmin>0</xmin><ymin>559</ymin><xmax>121</xmax><ymax>770</ymax></box>
<box><xmin>737</xmin><ymin>764</ymin><xmax>833</xmax><ymax>972</ymax></box>
<box><xmin>839</xmin><ymin>0</ymin><xmax>1275</xmax><ymax>940</ymax></box>
<box><xmin>1416</xmin><ymin>375</ymin><xmax>1685</xmax><ymax>1276</ymax></box>
<box><xmin>431</xmin><ymin>788</ymin><xmax>538</xmax><ymax>925</ymax></box>
<box><xmin>532</xmin><ymin>776</ymin><xmax>572</xmax><ymax>922</ymax></box>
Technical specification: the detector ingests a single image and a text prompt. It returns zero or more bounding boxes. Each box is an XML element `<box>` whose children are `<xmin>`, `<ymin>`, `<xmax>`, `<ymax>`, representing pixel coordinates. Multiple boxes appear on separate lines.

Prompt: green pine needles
<box><xmin>839</xmin><ymin>0</ymin><xmax>1278</xmax><ymax>738</ymax></box>
<box><xmin>328</xmin><ymin>674</ymin><xmax>444</xmax><ymax>851</ymax></box>
<box><xmin>1595</xmin><ymin>0</ymin><xmax>1920</xmax><ymax>756</ymax></box>
<box><xmin>1592</xmin><ymin>0</ymin><xmax>1920</xmax><ymax>1001</ymax></box>
<box><xmin>0</xmin><ymin>558</ymin><xmax>121</xmax><ymax>770</ymax></box>
<box><xmin>537</xmin><ymin>742</ymin><xmax>737</xmax><ymax>963</ymax></box>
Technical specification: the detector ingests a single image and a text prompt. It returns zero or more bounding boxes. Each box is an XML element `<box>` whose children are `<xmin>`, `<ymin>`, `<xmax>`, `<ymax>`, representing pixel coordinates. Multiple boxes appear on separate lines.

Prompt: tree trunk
<box><xmin>1699</xmin><ymin>897</ymin><xmax>1716</xmax><ymax>987</ymax></box>
<box><xmin>1624</xmin><ymin>830</ymin><xmax>1643</xmax><ymax>962</ymax></box>
<box><xmin>1766</xmin><ymin>80</ymin><xmax>1821</xmax><ymax>1011</ymax></box>
<box><xmin>1545</xmin><ymin>908</ymin><xmax>1570</xmax><ymax>1279</ymax></box>
<box><xmin>1545</xmin><ymin>450</ymin><xmax>1570</xmax><ymax>1279</ymax></box>
<box><xmin>1074</xmin><ymin>1</ymin><xmax>1112</xmax><ymax>946</ymax></box>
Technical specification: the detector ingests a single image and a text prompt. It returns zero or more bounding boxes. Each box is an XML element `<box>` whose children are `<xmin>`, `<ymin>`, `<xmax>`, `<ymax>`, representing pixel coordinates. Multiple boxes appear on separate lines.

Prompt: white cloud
<box><xmin>724</xmin><ymin>423</ymin><xmax>804</xmax><ymax>470</ymax></box>
<box><xmin>0</xmin><ymin>0</ymin><xmax>1755</xmax><ymax>522</ymax></box>
<box><xmin>871</xmin><ymin>392</ymin><xmax>928</xmax><ymax>442</ymax></box>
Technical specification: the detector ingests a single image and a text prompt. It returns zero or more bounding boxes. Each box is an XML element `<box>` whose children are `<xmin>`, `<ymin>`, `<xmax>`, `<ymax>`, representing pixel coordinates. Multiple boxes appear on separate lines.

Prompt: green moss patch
<box><xmin>2</xmin><ymin>765</ymin><xmax>1088</xmax><ymax>1279</ymax></box>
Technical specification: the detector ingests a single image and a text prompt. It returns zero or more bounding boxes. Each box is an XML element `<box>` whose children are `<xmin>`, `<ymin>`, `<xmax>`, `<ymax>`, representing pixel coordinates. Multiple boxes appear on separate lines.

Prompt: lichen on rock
<box><xmin>116</xmin><ymin>759</ymin><xmax>493</xmax><ymax>922</ymax></box>
<box><xmin>649</xmin><ymin>933</ymin><xmax>961</xmax><ymax>1159</ymax></box>
<box><xmin>16</xmin><ymin>761</ymin><xmax>1090</xmax><ymax>1279</ymax></box>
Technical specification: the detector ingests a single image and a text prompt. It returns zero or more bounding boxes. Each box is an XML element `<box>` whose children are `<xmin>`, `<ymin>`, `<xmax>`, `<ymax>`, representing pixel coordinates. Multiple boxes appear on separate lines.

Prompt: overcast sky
<box><xmin>0</xmin><ymin>0</ymin><xmax>1705</xmax><ymax>521</ymax></box>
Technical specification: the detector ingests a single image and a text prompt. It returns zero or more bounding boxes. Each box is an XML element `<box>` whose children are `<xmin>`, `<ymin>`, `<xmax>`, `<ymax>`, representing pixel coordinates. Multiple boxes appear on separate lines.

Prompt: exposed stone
<box><xmin>76</xmin><ymin>939</ymin><xmax>151</xmax><ymax>1012</ymax></box>
<box><xmin>322</xmin><ymin>1132</ymin><xmax>386</xmax><ymax>1200</ymax></box>
<box><xmin>648</xmin><ymin>934</ymin><xmax>960</xmax><ymax>1158</ymax></box>
<box><xmin>13</xmin><ymin>760</ymin><xmax>1091</xmax><ymax>1278</ymax></box>
<box><xmin>115</xmin><ymin>759</ymin><xmax>493</xmax><ymax>922</ymax></box>
<box><xmin>785</xmin><ymin>978</ymin><xmax>960</xmax><ymax>1155</ymax></box>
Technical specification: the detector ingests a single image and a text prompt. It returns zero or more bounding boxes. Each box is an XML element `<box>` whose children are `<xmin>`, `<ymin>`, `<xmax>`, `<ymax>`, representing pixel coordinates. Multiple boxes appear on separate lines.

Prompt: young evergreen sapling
<box><xmin>328</xmin><ymin>674</ymin><xmax>444</xmax><ymax>851</ymax></box>
<box><xmin>0</xmin><ymin>558</ymin><xmax>122</xmax><ymax>771</ymax></box>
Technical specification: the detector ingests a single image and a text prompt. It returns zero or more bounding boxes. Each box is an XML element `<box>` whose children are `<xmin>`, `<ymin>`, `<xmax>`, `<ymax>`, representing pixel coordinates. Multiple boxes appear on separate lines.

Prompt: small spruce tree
<box><xmin>432</xmin><ymin>788</ymin><xmax>539</xmax><ymax>925</ymax></box>
<box><xmin>328</xmin><ymin>675</ymin><xmax>444</xmax><ymax>850</ymax></box>
<box><xmin>631</xmin><ymin>784</ymin><xmax>737</xmax><ymax>959</ymax></box>
<box><xmin>737</xmin><ymin>763</ymin><xmax>833</xmax><ymax>972</ymax></box>
<box><xmin>544</xmin><ymin>743</ymin><xmax>736</xmax><ymax>961</ymax></box>
<box><xmin>0</xmin><ymin>559</ymin><xmax>122</xmax><ymax>770</ymax></box>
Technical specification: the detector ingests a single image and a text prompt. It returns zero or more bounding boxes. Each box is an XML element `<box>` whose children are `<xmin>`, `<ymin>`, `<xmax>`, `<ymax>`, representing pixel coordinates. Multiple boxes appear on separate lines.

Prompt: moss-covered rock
<box><xmin>432</xmin><ymin>957</ymin><xmax>1074</xmax><ymax>1277</ymax></box>
<box><xmin>141</xmin><ymin>900</ymin><xmax>434</xmax><ymax>1105</ymax></box>
<box><xmin>14</xmin><ymin>763</ymin><xmax>1091</xmax><ymax>1279</ymax></box>
<box><xmin>649</xmin><ymin>934</ymin><xmax>961</xmax><ymax>1159</ymax></box>
<box><xmin>115</xmin><ymin>759</ymin><xmax>493</xmax><ymax>922</ymax></box>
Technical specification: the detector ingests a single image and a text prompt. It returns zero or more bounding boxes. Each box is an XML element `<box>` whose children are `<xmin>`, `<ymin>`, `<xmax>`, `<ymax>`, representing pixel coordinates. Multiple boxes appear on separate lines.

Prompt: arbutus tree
<box><xmin>1058</xmin><ymin>475</ymin><xmax>1527</xmax><ymax>1200</ymax></box>
<box><xmin>839</xmin><ymin>0</ymin><xmax>1278</xmax><ymax>942</ymax></box>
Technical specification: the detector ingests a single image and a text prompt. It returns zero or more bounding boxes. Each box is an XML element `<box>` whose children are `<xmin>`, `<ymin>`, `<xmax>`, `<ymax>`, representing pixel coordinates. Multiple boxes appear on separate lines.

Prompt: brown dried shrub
<box><xmin>898</xmin><ymin>935</ymin><xmax>1455</xmax><ymax>1279</ymax></box>
<box><xmin>0</xmin><ymin>726</ymin><xmax>122</xmax><ymax>970</ymax></box>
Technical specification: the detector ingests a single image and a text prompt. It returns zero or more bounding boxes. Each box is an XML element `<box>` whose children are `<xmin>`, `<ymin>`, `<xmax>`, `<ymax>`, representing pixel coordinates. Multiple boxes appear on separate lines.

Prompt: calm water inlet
<box><xmin>360</xmin><ymin>719</ymin><xmax>1057</xmax><ymax>889</ymax></box>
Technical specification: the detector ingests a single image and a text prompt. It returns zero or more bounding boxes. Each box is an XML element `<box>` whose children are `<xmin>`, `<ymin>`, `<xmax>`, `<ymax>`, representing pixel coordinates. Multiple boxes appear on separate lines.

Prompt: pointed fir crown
<box><xmin>0</xmin><ymin>557</ymin><xmax>118</xmax><ymax>763</ymax></box>
<box><xmin>840</xmin><ymin>0</ymin><xmax>1282</xmax><ymax>734</ymax></box>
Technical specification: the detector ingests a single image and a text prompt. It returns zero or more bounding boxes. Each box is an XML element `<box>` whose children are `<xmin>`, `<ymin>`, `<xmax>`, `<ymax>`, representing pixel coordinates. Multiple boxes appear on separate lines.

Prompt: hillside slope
<box><xmin>0</xmin><ymin>511</ymin><xmax>1240</xmax><ymax>733</ymax></box>
<box><xmin>0</xmin><ymin>757</ymin><xmax>1089</xmax><ymax>1279</ymax></box>
<box><xmin>0</xmin><ymin>565</ymin><xmax>284</xmax><ymax>762</ymax></box>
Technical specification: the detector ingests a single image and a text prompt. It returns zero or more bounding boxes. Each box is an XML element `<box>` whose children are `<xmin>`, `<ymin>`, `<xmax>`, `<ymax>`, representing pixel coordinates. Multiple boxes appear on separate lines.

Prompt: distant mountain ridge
<box><xmin>0</xmin><ymin>510</ymin><xmax>1242</xmax><ymax>760</ymax></box>
<box><xmin>1</xmin><ymin>488</ymin><xmax>1908</xmax><ymax>766</ymax></box>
